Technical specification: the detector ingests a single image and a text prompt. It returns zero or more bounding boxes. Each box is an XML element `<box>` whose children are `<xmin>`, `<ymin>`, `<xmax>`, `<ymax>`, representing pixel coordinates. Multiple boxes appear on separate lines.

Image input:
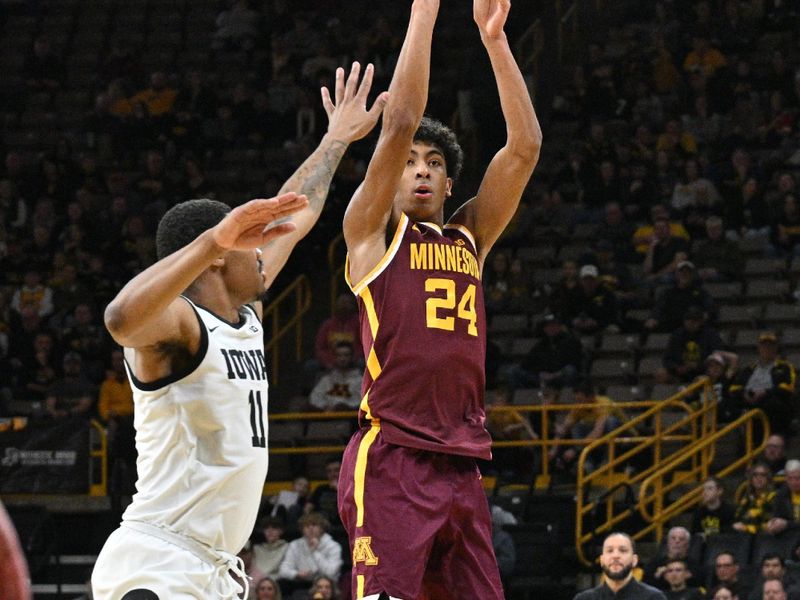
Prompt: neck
<box><xmin>707</xmin><ymin>498</ymin><xmax>721</xmax><ymax>509</ymax></box>
<box><xmin>671</xmin><ymin>583</ymin><xmax>687</xmax><ymax>591</ymax></box>
<box><xmin>605</xmin><ymin>574</ymin><xmax>632</xmax><ymax>593</ymax></box>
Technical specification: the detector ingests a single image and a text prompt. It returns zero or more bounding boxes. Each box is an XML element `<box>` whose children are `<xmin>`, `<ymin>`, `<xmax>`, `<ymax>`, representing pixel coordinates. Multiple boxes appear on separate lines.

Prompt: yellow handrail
<box><xmin>575</xmin><ymin>378</ymin><xmax>716</xmax><ymax>565</ymax></box>
<box><xmin>89</xmin><ymin>419</ymin><xmax>108</xmax><ymax>496</ymax></box>
<box><xmin>327</xmin><ymin>232</ymin><xmax>346</xmax><ymax>314</ymax></box>
<box><xmin>263</xmin><ymin>275</ymin><xmax>312</xmax><ymax>385</ymax></box>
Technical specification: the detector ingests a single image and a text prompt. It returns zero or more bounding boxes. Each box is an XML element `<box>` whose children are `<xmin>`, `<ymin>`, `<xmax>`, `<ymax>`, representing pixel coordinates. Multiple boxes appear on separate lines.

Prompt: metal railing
<box><xmin>89</xmin><ymin>419</ymin><xmax>107</xmax><ymax>496</ymax></box>
<box><xmin>263</xmin><ymin>274</ymin><xmax>312</xmax><ymax>385</ymax></box>
<box><xmin>327</xmin><ymin>232</ymin><xmax>346</xmax><ymax>313</ymax></box>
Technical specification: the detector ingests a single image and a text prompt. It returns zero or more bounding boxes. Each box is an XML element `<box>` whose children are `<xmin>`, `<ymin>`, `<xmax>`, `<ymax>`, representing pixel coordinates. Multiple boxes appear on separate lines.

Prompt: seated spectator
<box><xmin>312</xmin><ymin>294</ymin><xmax>362</xmax><ymax>377</ymax></box>
<box><xmin>591</xmin><ymin>239</ymin><xmax>638</xmax><ymax>309</ymax></box>
<box><xmin>711</xmin><ymin>584</ymin><xmax>739</xmax><ymax>600</ymax></box>
<box><xmin>45</xmin><ymin>351</ymin><xmax>94</xmax><ymax>420</ymax></box>
<box><xmin>729</xmin><ymin>332</ymin><xmax>797</xmax><ymax>437</ymax></box>
<box><xmin>701</xmin><ymin>351</ymin><xmax>741</xmax><ymax>422</ymax></box>
<box><xmin>767</xmin><ymin>460</ymin><xmax>800</xmax><ymax>536</ymax></box>
<box><xmin>308</xmin><ymin>342</ymin><xmax>362</xmax><ymax>412</ymax></box>
<box><xmin>683</xmin><ymin>31</ymin><xmax>727</xmax><ymax>77</ymax></box>
<box><xmin>567</xmin><ymin>264</ymin><xmax>621</xmax><ymax>335</ymax></box>
<box><xmin>254</xmin><ymin>576</ymin><xmax>282</xmax><ymax>600</ymax></box>
<box><xmin>762</xmin><ymin>435</ymin><xmax>788</xmax><ymax>477</ymax></box>
<box><xmin>769</xmin><ymin>194</ymin><xmax>800</xmax><ymax>258</ymax></box>
<box><xmin>596</xmin><ymin>201</ymin><xmax>636</xmax><ymax>263</ymax></box>
<box><xmin>644</xmin><ymin>526</ymin><xmax>704</xmax><ymax>590</ymax></box>
<box><xmin>278</xmin><ymin>512</ymin><xmax>343</xmax><ymax>590</ymax></box>
<box><xmin>663</xmin><ymin>558</ymin><xmax>704</xmax><ymax>600</ymax></box>
<box><xmin>549</xmin><ymin>260</ymin><xmax>582</xmax><ymax>322</ymax></box>
<box><xmin>691</xmin><ymin>477</ymin><xmax>736</xmax><ymax>539</ymax></box>
<box><xmin>24</xmin><ymin>34</ymin><xmax>62</xmax><ymax>92</ymax></box>
<box><xmin>237</xmin><ymin>541</ymin><xmax>267</xmax><ymax>596</ymax></box>
<box><xmin>484</xmin><ymin>251</ymin><xmax>512</xmax><ymax>315</ymax></box>
<box><xmin>15</xmin><ymin>331</ymin><xmax>58</xmax><ymax>405</ymax></box>
<box><xmin>548</xmin><ymin>380</ymin><xmax>627</xmax><ymax>474</ymax></box>
<box><xmin>306</xmin><ymin>461</ymin><xmax>342</xmax><ymax>533</ymax></box>
<box><xmin>645</xmin><ymin>260</ymin><xmax>716</xmax><ymax>333</ymax></box>
<box><xmin>99</xmin><ymin>348</ymin><xmax>136</xmax><ymax>497</ymax></box>
<box><xmin>633</xmin><ymin>204</ymin><xmax>690</xmax><ymax>256</ymax></box>
<box><xmin>252</xmin><ymin>516</ymin><xmax>289</xmax><ymax>581</ymax></box>
<box><xmin>644</xmin><ymin>216</ymin><xmax>691</xmax><ymax>283</ymax></box>
<box><xmin>269</xmin><ymin>476</ymin><xmax>310</xmax><ymax>539</ymax></box>
<box><xmin>658</xmin><ymin>306</ymin><xmax>723</xmax><ymax>384</ymax></box>
<box><xmin>485</xmin><ymin>386</ymin><xmax>537</xmax><ymax>479</ymax></box>
<box><xmin>11</xmin><ymin>269</ymin><xmax>54</xmax><ymax>318</ymax></box>
<box><xmin>130</xmin><ymin>72</ymin><xmax>178</xmax><ymax>120</ymax></box>
<box><xmin>747</xmin><ymin>554</ymin><xmax>800</xmax><ymax>600</ymax></box>
<box><xmin>671</xmin><ymin>158</ymin><xmax>721</xmax><ymax>222</ymax></box>
<box><xmin>308</xmin><ymin>575</ymin><xmax>340</xmax><ymax>600</ymax></box>
<box><xmin>506</xmin><ymin>256</ymin><xmax>532</xmax><ymax>314</ymax></box>
<box><xmin>693</xmin><ymin>216</ymin><xmax>744</xmax><ymax>282</ymax></box>
<box><xmin>506</xmin><ymin>313</ymin><xmax>583</xmax><ymax>390</ymax></box>
<box><xmin>61</xmin><ymin>303</ymin><xmax>109</xmax><ymax>383</ymax></box>
<box><xmin>761</xmin><ymin>579</ymin><xmax>790</xmax><ymax>600</ymax></box>
<box><xmin>734</xmin><ymin>462</ymin><xmax>777</xmax><ymax>535</ymax></box>
<box><xmin>709</xmin><ymin>551</ymin><xmax>753</xmax><ymax>600</ymax></box>
<box><xmin>491</xmin><ymin>509</ymin><xmax>516</xmax><ymax>589</ymax></box>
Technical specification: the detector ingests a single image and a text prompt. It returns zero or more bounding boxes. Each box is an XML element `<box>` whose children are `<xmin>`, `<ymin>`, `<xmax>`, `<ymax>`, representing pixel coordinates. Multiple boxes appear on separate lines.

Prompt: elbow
<box><xmin>104</xmin><ymin>302</ymin><xmax>132</xmax><ymax>343</ymax></box>
<box><xmin>382</xmin><ymin>106</ymin><xmax>421</xmax><ymax>139</ymax></box>
<box><xmin>511</xmin><ymin>127</ymin><xmax>543</xmax><ymax>165</ymax></box>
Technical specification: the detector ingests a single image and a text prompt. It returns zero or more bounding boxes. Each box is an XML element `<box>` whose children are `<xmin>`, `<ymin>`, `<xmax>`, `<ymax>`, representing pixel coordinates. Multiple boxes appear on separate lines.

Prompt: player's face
<box><xmin>395</xmin><ymin>141</ymin><xmax>452</xmax><ymax>222</ymax></box>
<box><xmin>225</xmin><ymin>247</ymin><xmax>266</xmax><ymax>302</ymax></box>
<box><xmin>600</xmin><ymin>534</ymin><xmax>637</xmax><ymax>581</ymax></box>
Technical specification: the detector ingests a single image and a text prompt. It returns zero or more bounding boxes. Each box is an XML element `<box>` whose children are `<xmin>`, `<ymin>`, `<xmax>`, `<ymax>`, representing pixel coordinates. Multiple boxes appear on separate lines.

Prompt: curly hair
<box><xmin>156</xmin><ymin>199</ymin><xmax>231</xmax><ymax>260</ymax></box>
<box><xmin>414</xmin><ymin>116</ymin><xmax>464</xmax><ymax>182</ymax></box>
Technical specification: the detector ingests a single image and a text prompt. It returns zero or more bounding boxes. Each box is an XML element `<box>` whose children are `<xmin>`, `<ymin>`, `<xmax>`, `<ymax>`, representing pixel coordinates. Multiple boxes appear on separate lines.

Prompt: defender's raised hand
<box><xmin>211</xmin><ymin>193</ymin><xmax>309</xmax><ymax>251</ymax></box>
<box><xmin>322</xmin><ymin>62</ymin><xmax>389</xmax><ymax>144</ymax></box>
<box><xmin>474</xmin><ymin>0</ymin><xmax>511</xmax><ymax>39</ymax></box>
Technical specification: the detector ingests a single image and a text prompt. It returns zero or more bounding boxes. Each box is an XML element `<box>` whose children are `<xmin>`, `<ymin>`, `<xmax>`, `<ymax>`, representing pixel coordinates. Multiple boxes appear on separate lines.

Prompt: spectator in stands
<box><xmin>761</xmin><ymin>579</ymin><xmax>789</xmax><ymax>600</ymax></box>
<box><xmin>691</xmin><ymin>477</ymin><xmax>736</xmax><ymax>540</ymax></box>
<box><xmin>591</xmin><ymin>239</ymin><xmax>638</xmax><ymax>309</ymax></box>
<box><xmin>644</xmin><ymin>216</ymin><xmax>691</xmax><ymax>283</ymax></box>
<box><xmin>278</xmin><ymin>512</ymin><xmax>343</xmax><ymax>591</ymax></box>
<box><xmin>61</xmin><ymin>303</ymin><xmax>109</xmax><ymax>383</ymax></box>
<box><xmin>268</xmin><ymin>476</ymin><xmax>309</xmax><ymax>539</ymax></box>
<box><xmin>133</xmin><ymin>149</ymin><xmax>177</xmax><ymax>217</ymax></box>
<box><xmin>596</xmin><ymin>201</ymin><xmax>636</xmax><ymax>263</ymax></box>
<box><xmin>308</xmin><ymin>342</ymin><xmax>361</xmax><ymax>412</ymax></box>
<box><xmin>485</xmin><ymin>386</ymin><xmax>537</xmax><ymax>480</ymax></box>
<box><xmin>683</xmin><ymin>31</ymin><xmax>727</xmax><ymax>77</ymax></box>
<box><xmin>567</xmin><ymin>264</ymin><xmax>621</xmax><ymax>335</ymax></box>
<box><xmin>506</xmin><ymin>313</ymin><xmax>583</xmax><ymax>391</ymax></box>
<box><xmin>693</xmin><ymin>216</ymin><xmax>744</xmax><ymax>282</ymax></box>
<box><xmin>734</xmin><ymin>461</ymin><xmax>777</xmax><ymax>535</ymax></box>
<box><xmin>658</xmin><ymin>305</ymin><xmax>723</xmax><ymax>384</ymax></box>
<box><xmin>671</xmin><ymin>158</ymin><xmax>721</xmax><ymax>223</ymax></box>
<box><xmin>254</xmin><ymin>576</ymin><xmax>282</xmax><ymax>600</ymax></box>
<box><xmin>506</xmin><ymin>256</ymin><xmax>532</xmax><ymax>314</ymax></box>
<box><xmin>130</xmin><ymin>71</ymin><xmax>178</xmax><ymax>120</ymax></box>
<box><xmin>644</xmin><ymin>526</ymin><xmax>704</xmax><ymax>591</ymax></box>
<box><xmin>767</xmin><ymin>460</ymin><xmax>800</xmax><ymax>535</ymax></box>
<box><xmin>213</xmin><ymin>0</ymin><xmax>261</xmax><ymax>52</ymax></box>
<box><xmin>762</xmin><ymin>435</ymin><xmax>788</xmax><ymax>477</ymax></box>
<box><xmin>729</xmin><ymin>332</ymin><xmax>797</xmax><ymax>438</ymax></box>
<box><xmin>11</xmin><ymin>269</ymin><xmax>54</xmax><ymax>319</ymax></box>
<box><xmin>550</xmin><ymin>260</ymin><xmax>582</xmax><ymax>323</ymax></box>
<box><xmin>645</xmin><ymin>260</ymin><xmax>716</xmax><ymax>333</ymax></box>
<box><xmin>769</xmin><ymin>194</ymin><xmax>800</xmax><ymax>257</ymax></box>
<box><xmin>702</xmin><ymin>351</ymin><xmax>741</xmax><ymax>422</ymax></box>
<box><xmin>484</xmin><ymin>251</ymin><xmax>512</xmax><ymax>316</ymax></box>
<box><xmin>98</xmin><ymin>348</ymin><xmax>135</xmax><ymax>498</ymax></box>
<box><xmin>24</xmin><ymin>34</ymin><xmax>62</xmax><ymax>92</ymax></box>
<box><xmin>633</xmin><ymin>204</ymin><xmax>690</xmax><ymax>256</ymax></box>
<box><xmin>663</xmin><ymin>558</ymin><xmax>704</xmax><ymax>600</ymax></box>
<box><xmin>709</xmin><ymin>551</ymin><xmax>753</xmax><ymax>600</ymax></box>
<box><xmin>573</xmin><ymin>532</ymin><xmax>666</xmax><ymax>599</ymax></box>
<box><xmin>308</xmin><ymin>575</ymin><xmax>340</xmax><ymax>600</ymax></box>
<box><xmin>45</xmin><ymin>351</ymin><xmax>94</xmax><ymax>420</ymax></box>
<box><xmin>49</xmin><ymin>263</ymin><xmax>93</xmax><ymax>328</ymax></box>
<box><xmin>312</xmin><ymin>294</ymin><xmax>362</xmax><ymax>377</ymax></box>
<box><xmin>15</xmin><ymin>331</ymin><xmax>58</xmax><ymax>406</ymax></box>
<box><xmin>306</xmin><ymin>461</ymin><xmax>342</xmax><ymax>534</ymax></box>
<box><xmin>747</xmin><ymin>554</ymin><xmax>800</xmax><ymax>600</ymax></box>
<box><xmin>252</xmin><ymin>516</ymin><xmax>289</xmax><ymax>581</ymax></box>
<box><xmin>548</xmin><ymin>380</ymin><xmax>627</xmax><ymax>474</ymax></box>
<box><xmin>710</xmin><ymin>584</ymin><xmax>739</xmax><ymax>600</ymax></box>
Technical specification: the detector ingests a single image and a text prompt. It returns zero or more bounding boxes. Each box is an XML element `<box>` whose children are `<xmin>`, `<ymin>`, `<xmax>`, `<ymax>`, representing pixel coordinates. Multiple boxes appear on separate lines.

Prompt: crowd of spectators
<box><xmin>1</xmin><ymin>0</ymin><xmax>800</xmax><ymax>596</ymax></box>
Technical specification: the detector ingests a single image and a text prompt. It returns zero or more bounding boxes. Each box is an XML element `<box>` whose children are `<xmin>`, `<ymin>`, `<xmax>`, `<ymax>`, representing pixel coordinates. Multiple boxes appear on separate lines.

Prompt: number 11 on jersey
<box><xmin>248</xmin><ymin>390</ymin><xmax>266</xmax><ymax>448</ymax></box>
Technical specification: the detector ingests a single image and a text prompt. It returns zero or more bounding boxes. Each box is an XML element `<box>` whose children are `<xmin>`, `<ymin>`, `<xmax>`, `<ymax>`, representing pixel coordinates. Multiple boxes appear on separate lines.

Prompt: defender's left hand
<box><xmin>323</xmin><ymin>62</ymin><xmax>389</xmax><ymax>144</ymax></box>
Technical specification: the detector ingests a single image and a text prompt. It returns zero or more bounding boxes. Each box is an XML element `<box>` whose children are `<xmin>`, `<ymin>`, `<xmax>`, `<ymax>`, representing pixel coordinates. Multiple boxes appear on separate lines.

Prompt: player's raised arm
<box><xmin>104</xmin><ymin>193</ymin><xmax>307</xmax><ymax>350</ymax></box>
<box><xmin>451</xmin><ymin>0</ymin><xmax>542</xmax><ymax>263</ymax></box>
<box><xmin>259</xmin><ymin>62</ymin><xmax>389</xmax><ymax>288</ymax></box>
<box><xmin>343</xmin><ymin>0</ymin><xmax>440</xmax><ymax>283</ymax></box>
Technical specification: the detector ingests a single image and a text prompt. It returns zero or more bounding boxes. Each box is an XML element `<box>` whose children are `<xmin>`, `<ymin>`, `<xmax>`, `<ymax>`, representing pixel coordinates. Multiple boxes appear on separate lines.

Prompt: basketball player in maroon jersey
<box><xmin>337</xmin><ymin>0</ymin><xmax>541</xmax><ymax>598</ymax></box>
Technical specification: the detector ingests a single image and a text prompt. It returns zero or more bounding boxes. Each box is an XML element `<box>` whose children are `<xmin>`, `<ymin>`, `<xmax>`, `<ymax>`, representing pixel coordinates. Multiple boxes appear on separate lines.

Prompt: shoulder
<box><xmin>573</xmin><ymin>589</ymin><xmax>599</xmax><ymax>600</ymax></box>
<box><xmin>633</xmin><ymin>580</ymin><xmax>668</xmax><ymax>599</ymax></box>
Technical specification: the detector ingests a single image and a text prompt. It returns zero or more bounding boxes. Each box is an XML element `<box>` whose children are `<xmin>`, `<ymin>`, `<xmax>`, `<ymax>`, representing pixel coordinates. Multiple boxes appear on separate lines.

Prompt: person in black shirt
<box><xmin>573</xmin><ymin>532</ymin><xmax>666</xmax><ymax>600</ymax></box>
<box><xmin>663</xmin><ymin>559</ymin><xmax>704</xmax><ymax>600</ymax></box>
<box><xmin>691</xmin><ymin>477</ymin><xmax>736</xmax><ymax>539</ymax></box>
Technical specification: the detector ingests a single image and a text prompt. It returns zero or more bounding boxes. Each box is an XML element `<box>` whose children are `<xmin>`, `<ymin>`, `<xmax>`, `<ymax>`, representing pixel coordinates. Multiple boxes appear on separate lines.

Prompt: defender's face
<box><xmin>395</xmin><ymin>141</ymin><xmax>452</xmax><ymax>222</ymax></box>
<box><xmin>224</xmin><ymin>247</ymin><xmax>266</xmax><ymax>302</ymax></box>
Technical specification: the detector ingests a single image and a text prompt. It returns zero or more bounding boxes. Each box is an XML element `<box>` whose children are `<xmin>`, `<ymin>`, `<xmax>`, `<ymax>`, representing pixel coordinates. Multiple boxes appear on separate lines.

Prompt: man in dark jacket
<box><xmin>766</xmin><ymin>460</ymin><xmax>800</xmax><ymax>535</ymax></box>
<box><xmin>574</xmin><ymin>532</ymin><xmax>666</xmax><ymax>600</ymax></box>
<box><xmin>509</xmin><ymin>313</ymin><xmax>584</xmax><ymax>389</ymax></box>
<box><xmin>659</xmin><ymin>306</ymin><xmax>724</xmax><ymax>384</ymax></box>
<box><xmin>729</xmin><ymin>331</ymin><xmax>797</xmax><ymax>437</ymax></box>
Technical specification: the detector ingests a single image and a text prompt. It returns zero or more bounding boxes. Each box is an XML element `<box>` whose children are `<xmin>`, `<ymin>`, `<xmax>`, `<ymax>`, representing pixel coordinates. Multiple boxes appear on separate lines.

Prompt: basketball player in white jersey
<box><xmin>91</xmin><ymin>63</ymin><xmax>388</xmax><ymax>600</ymax></box>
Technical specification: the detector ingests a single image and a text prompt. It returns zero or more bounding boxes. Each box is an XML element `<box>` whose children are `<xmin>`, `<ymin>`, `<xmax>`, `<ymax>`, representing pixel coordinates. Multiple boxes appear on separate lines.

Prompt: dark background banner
<box><xmin>0</xmin><ymin>418</ymin><xmax>90</xmax><ymax>494</ymax></box>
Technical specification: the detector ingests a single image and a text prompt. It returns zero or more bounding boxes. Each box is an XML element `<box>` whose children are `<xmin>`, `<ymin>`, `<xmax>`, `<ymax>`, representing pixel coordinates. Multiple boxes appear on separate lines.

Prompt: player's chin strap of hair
<box><xmin>214</xmin><ymin>550</ymin><xmax>249</xmax><ymax>600</ymax></box>
<box><xmin>214</xmin><ymin>550</ymin><xmax>250</xmax><ymax>599</ymax></box>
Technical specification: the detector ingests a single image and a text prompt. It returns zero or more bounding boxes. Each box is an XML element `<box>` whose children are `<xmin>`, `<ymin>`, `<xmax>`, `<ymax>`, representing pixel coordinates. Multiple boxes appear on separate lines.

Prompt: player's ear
<box><xmin>632</xmin><ymin>553</ymin><xmax>639</xmax><ymax>568</ymax></box>
<box><xmin>445</xmin><ymin>177</ymin><xmax>453</xmax><ymax>198</ymax></box>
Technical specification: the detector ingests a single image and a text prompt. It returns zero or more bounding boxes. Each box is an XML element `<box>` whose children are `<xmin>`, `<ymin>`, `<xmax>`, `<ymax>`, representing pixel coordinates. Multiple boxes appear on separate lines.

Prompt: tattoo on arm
<box><xmin>280</xmin><ymin>139</ymin><xmax>349</xmax><ymax>216</ymax></box>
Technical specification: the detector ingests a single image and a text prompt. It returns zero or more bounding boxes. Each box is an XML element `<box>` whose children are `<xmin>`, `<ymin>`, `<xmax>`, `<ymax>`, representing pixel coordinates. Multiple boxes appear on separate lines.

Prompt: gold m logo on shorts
<box><xmin>353</xmin><ymin>536</ymin><xmax>379</xmax><ymax>566</ymax></box>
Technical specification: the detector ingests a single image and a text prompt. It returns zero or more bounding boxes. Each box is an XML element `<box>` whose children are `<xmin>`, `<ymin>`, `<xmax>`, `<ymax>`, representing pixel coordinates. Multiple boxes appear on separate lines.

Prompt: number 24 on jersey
<box><xmin>425</xmin><ymin>278</ymin><xmax>478</xmax><ymax>336</ymax></box>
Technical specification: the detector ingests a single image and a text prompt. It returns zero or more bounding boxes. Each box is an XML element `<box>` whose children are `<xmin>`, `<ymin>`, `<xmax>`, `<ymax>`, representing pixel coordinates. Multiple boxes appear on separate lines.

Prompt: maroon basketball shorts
<box><xmin>338</xmin><ymin>424</ymin><xmax>504</xmax><ymax>599</ymax></box>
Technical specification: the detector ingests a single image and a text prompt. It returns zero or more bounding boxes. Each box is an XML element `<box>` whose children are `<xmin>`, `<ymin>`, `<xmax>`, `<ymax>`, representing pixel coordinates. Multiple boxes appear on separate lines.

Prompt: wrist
<box><xmin>480</xmin><ymin>31</ymin><xmax>508</xmax><ymax>46</ymax></box>
<box><xmin>320</xmin><ymin>130</ymin><xmax>352</xmax><ymax>150</ymax></box>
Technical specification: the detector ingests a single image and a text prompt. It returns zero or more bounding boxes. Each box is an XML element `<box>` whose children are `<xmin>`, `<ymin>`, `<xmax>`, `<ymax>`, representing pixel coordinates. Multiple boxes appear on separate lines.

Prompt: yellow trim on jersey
<box><xmin>349</xmin><ymin>213</ymin><xmax>409</xmax><ymax>295</ymax></box>
<box><xmin>359</xmin><ymin>287</ymin><xmax>382</xmax><ymax>383</ymax></box>
<box><xmin>360</xmin><ymin>387</ymin><xmax>373</xmax><ymax>420</ymax></box>
<box><xmin>357</xmin><ymin>575</ymin><xmax>365</xmax><ymax>599</ymax></box>
<box><xmin>420</xmin><ymin>221</ymin><xmax>443</xmax><ymax>234</ymax></box>
<box><xmin>355</xmin><ymin>422</ymin><xmax>380</xmax><ymax>527</ymax></box>
<box><xmin>443</xmin><ymin>222</ymin><xmax>477</xmax><ymax>254</ymax></box>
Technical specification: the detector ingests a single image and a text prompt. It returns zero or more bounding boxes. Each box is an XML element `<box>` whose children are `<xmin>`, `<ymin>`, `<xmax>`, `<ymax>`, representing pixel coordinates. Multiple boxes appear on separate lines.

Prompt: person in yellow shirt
<box><xmin>683</xmin><ymin>32</ymin><xmax>727</xmax><ymax>77</ymax></box>
<box><xmin>99</xmin><ymin>349</ymin><xmax>136</xmax><ymax>508</ymax></box>
<box><xmin>129</xmin><ymin>71</ymin><xmax>177</xmax><ymax>118</ymax></box>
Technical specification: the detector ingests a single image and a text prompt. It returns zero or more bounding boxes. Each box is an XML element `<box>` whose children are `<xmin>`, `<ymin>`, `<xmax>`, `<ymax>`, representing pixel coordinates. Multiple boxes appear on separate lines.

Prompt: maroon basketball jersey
<box><xmin>345</xmin><ymin>213</ymin><xmax>492</xmax><ymax>459</ymax></box>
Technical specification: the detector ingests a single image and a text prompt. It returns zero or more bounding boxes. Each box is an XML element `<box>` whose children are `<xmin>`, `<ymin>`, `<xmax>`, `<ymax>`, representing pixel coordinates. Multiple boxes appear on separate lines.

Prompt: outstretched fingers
<box><xmin>344</xmin><ymin>61</ymin><xmax>361</xmax><ymax>100</ymax></box>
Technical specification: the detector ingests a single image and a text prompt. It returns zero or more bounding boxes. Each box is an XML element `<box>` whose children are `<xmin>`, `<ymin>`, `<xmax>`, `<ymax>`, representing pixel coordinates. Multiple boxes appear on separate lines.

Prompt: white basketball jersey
<box><xmin>122</xmin><ymin>297</ymin><xmax>270</xmax><ymax>555</ymax></box>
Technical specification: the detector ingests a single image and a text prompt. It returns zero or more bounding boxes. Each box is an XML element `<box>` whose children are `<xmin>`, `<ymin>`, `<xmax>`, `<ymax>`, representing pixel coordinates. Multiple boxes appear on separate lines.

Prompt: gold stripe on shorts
<box><xmin>355</xmin><ymin>422</ymin><xmax>380</xmax><ymax>528</ymax></box>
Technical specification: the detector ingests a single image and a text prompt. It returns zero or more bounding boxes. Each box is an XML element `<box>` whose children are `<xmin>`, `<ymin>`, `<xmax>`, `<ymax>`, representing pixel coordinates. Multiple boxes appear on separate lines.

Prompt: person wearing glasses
<box><xmin>708</xmin><ymin>551</ymin><xmax>753</xmax><ymax>600</ymax></box>
<box><xmin>733</xmin><ymin>462</ymin><xmax>777</xmax><ymax>534</ymax></box>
